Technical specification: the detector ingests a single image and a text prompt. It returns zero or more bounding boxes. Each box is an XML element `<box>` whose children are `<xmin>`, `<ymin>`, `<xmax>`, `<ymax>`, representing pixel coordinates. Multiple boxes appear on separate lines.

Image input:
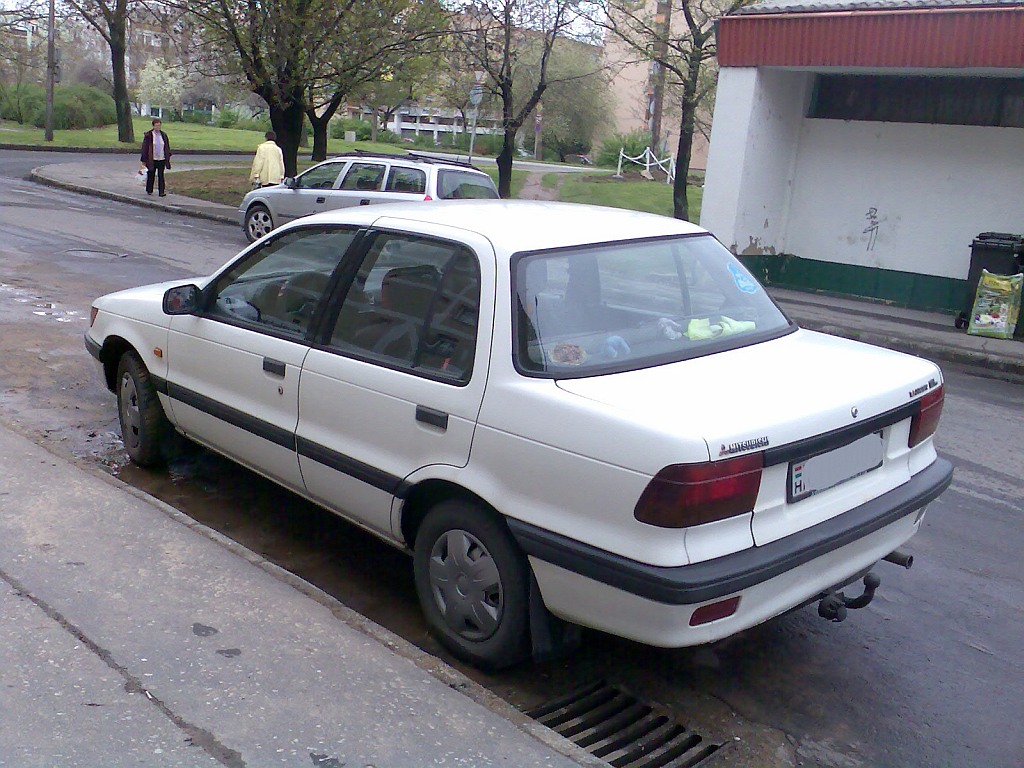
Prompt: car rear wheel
<box><xmin>244</xmin><ymin>204</ymin><xmax>274</xmax><ymax>243</ymax></box>
<box><xmin>116</xmin><ymin>351</ymin><xmax>169</xmax><ymax>467</ymax></box>
<box><xmin>413</xmin><ymin>500</ymin><xmax>531</xmax><ymax>670</ymax></box>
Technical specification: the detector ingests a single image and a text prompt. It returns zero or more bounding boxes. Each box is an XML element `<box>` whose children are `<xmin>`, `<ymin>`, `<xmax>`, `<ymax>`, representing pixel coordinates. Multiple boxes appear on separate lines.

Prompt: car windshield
<box><xmin>513</xmin><ymin>234</ymin><xmax>793</xmax><ymax>377</ymax></box>
<box><xmin>437</xmin><ymin>169</ymin><xmax>499</xmax><ymax>200</ymax></box>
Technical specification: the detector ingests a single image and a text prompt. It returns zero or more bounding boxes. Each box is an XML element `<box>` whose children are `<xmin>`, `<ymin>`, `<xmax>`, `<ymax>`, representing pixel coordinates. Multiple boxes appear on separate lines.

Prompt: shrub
<box><xmin>26</xmin><ymin>85</ymin><xmax>115</xmax><ymax>129</ymax></box>
<box><xmin>234</xmin><ymin>116</ymin><xmax>271</xmax><ymax>132</ymax></box>
<box><xmin>0</xmin><ymin>83</ymin><xmax>44</xmax><ymax>123</ymax></box>
<box><xmin>215</xmin><ymin>108</ymin><xmax>239</xmax><ymax>128</ymax></box>
<box><xmin>181</xmin><ymin>109</ymin><xmax>213</xmax><ymax>125</ymax></box>
<box><xmin>379</xmin><ymin>129</ymin><xmax>401</xmax><ymax>144</ymax></box>
<box><xmin>330</xmin><ymin>117</ymin><xmax>373</xmax><ymax>141</ymax></box>
<box><xmin>595</xmin><ymin>129</ymin><xmax>651</xmax><ymax>168</ymax></box>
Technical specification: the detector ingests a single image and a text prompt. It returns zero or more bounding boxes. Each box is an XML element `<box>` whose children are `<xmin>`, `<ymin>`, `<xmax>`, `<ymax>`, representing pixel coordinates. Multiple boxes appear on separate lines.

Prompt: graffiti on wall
<box><xmin>863</xmin><ymin>208</ymin><xmax>881</xmax><ymax>251</ymax></box>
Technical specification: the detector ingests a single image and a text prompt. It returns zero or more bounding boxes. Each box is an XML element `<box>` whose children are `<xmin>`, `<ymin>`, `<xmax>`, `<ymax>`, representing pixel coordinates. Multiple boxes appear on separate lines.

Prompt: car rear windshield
<box><xmin>513</xmin><ymin>234</ymin><xmax>793</xmax><ymax>377</ymax></box>
<box><xmin>437</xmin><ymin>169</ymin><xmax>499</xmax><ymax>200</ymax></box>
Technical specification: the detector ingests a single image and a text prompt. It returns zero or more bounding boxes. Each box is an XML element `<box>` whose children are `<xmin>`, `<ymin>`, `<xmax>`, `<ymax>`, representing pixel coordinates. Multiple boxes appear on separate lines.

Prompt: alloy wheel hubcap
<box><xmin>119</xmin><ymin>373</ymin><xmax>141</xmax><ymax>447</ymax></box>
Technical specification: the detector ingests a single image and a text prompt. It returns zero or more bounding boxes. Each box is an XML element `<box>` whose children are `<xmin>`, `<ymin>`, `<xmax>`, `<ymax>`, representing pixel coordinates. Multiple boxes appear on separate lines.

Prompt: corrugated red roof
<box><xmin>717</xmin><ymin>6</ymin><xmax>1024</xmax><ymax>68</ymax></box>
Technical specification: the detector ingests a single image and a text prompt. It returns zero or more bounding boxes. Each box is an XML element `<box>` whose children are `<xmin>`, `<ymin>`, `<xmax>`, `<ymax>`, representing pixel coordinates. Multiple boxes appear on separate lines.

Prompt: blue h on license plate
<box><xmin>789</xmin><ymin>432</ymin><xmax>884</xmax><ymax>502</ymax></box>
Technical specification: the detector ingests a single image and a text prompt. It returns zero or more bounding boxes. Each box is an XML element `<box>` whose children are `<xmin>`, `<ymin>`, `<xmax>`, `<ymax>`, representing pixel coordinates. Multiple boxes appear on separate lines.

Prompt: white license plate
<box><xmin>789</xmin><ymin>432</ymin><xmax>883</xmax><ymax>502</ymax></box>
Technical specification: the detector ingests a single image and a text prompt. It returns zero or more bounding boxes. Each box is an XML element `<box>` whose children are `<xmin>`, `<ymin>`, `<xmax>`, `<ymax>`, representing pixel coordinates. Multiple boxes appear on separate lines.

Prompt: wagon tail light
<box><xmin>909</xmin><ymin>385</ymin><xmax>944</xmax><ymax>448</ymax></box>
<box><xmin>634</xmin><ymin>453</ymin><xmax>764</xmax><ymax>528</ymax></box>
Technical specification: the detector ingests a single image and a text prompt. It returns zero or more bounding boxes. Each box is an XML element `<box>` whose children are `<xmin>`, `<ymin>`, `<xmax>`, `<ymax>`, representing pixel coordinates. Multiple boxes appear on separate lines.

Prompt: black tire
<box><xmin>413</xmin><ymin>500</ymin><xmax>531</xmax><ymax>670</ymax></box>
<box><xmin>244</xmin><ymin>204</ymin><xmax>274</xmax><ymax>243</ymax></box>
<box><xmin>116</xmin><ymin>351</ymin><xmax>169</xmax><ymax>467</ymax></box>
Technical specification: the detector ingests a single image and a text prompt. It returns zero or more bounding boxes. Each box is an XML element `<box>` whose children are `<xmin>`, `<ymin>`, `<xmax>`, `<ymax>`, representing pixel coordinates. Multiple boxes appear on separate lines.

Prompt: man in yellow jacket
<box><xmin>250</xmin><ymin>131</ymin><xmax>286</xmax><ymax>187</ymax></box>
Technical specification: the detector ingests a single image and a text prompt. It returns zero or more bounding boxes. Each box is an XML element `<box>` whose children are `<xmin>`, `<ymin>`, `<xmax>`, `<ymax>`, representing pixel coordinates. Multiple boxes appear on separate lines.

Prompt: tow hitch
<box><xmin>817</xmin><ymin>549</ymin><xmax>915</xmax><ymax>622</ymax></box>
<box><xmin>817</xmin><ymin>572</ymin><xmax>881</xmax><ymax>623</ymax></box>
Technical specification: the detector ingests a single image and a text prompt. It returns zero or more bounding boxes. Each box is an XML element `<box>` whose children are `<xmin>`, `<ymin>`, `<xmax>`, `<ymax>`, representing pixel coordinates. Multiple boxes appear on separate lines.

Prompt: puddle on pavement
<box><xmin>0</xmin><ymin>284</ymin><xmax>81</xmax><ymax>324</ymax></box>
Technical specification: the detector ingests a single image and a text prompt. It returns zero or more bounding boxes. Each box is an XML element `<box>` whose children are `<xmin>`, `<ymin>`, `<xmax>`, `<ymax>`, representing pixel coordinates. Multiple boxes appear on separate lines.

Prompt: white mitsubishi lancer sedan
<box><xmin>86</xmin><ymin>200</ymin><xmax>952</xmax><ymax>670</ymax></box>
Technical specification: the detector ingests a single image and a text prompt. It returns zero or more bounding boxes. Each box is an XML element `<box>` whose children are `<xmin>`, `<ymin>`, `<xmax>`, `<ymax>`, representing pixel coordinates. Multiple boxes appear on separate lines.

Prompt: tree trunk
<box><xmin>496</xmin><ymin>128</ymin><xmax>517</xmax><ymax>198</ymax></box>
<box><xmin>307</xmin><ymin>97</ymin><xmax>345</xmax><ymax>162</ymax></box>
<box><xmin>672</xmin><ymin>125</ymin><xmax>691</xmax><ymax>222</ymax></box>
<box><xmin>371</xmin><ymin>107</ymin><xmax>380</xmax><ymax>142</ymax></box>
<box><xmin>672</xmin><ymin>55</ymin><xmax>703</xmax><ymax>222</ymax></box>
<box><xmin>270</xmin><ymin>99</ymin><xmax>307</xmax><ymax>178</ymax></box>
<box><xmin>109</xmin><ymin>35</ymin><xmax>133</xmax><ymax>144</ymax></box>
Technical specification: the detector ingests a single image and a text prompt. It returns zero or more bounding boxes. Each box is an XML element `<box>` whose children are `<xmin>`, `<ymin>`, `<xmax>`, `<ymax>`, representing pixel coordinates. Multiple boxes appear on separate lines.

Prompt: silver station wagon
<box><xmin>239</xmin><ymin>151</ymin><xmax>498</xmax><ymax>243</ymax></box>
<box><xmin>87</xmin><ymin>201</ymin><xmax>952</xmax><ymax>670</ymax></box>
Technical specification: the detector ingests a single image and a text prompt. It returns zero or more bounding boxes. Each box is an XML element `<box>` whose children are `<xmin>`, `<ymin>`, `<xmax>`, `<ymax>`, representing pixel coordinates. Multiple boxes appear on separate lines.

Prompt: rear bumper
<box><xmin>508</xmin><ymin>457</ymin><xmax>953</xmax><ymax>607</ymax></box>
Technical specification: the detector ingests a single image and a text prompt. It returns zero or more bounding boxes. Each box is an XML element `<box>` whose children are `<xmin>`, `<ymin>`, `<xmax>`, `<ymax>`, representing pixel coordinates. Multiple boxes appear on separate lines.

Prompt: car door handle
<box><xmin>316</xmin><ymin>196</ymin><xmax>326</xmax><ymax>204</ymax></box>
<box><xmin>359</xmin><ymin>198</ymin><xmax>371</xmax><ymax>206</ymax></box>
<box><xmin>415</xmin><ymin>405</ymin><xmax>448</xmax><ymax>430</ymax></box>
<box><xmin>263</xmin><ymin>357</ymin><xmax>286</xmax><ymax>377</ymax></box>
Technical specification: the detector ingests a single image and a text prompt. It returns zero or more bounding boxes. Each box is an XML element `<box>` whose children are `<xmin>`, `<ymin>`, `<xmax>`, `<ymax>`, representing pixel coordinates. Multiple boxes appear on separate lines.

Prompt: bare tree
<box><xmin>64</xmin><ymin>0</ymin><xmax>137</xmax><ymax>142</ymax></box>
<box><xmin>601</xmin><ymin>0</ymin><xmax>751</xmax><ymax>220</ymax></box>
<box><xmin>450</xmin><ymin>0</ymin><xmax>601</xmax><ymax>198</ymax></box>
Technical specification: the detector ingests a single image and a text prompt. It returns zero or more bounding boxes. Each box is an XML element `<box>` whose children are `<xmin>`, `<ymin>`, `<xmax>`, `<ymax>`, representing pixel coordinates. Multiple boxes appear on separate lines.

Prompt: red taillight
<box><xmin>424</xmin><ymin>194</ymin><xmax>433</xmax><ymax>201</ymax></box>
<box><xmin>689</xmin><ymin>596</ymin><xmax>741</xmax><ymax>626</ymax></box>
<box><xmin>634</xmin><ymin>453</ymin><xmax>764</xmax><ymax>528</ymax></box>
<box><xmin>909</xmin><ymin>385</ymin><xmax>944</xmax><ymax>447</ymax></box>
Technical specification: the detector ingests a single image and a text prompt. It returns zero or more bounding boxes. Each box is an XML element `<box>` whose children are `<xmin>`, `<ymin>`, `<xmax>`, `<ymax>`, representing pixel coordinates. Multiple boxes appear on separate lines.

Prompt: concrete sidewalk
<box><xmin>28</xmin><ymin>156</ymin><xmax>1022</xmax><ymax>380</ymax></box>
<box><xmin>0</xmin><ymin>421</ymin><xmax>596</xmax><ymax>767</ymax></box>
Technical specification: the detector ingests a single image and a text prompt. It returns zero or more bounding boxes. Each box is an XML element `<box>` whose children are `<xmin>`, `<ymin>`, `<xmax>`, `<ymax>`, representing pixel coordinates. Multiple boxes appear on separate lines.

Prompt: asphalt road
<box><xmin>1</xmin><ymin>148</ymin><xmax>1022</xmax><ymax>768</ymax></box>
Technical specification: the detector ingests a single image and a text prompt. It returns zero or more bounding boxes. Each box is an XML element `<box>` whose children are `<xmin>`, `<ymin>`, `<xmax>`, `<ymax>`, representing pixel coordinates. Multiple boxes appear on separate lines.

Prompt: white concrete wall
<box><xmin>701</xmin><ymin>68</ymin><xmax>812</xmax><ymax>253</ymax></box>
<box><xmin>703</xmin><ymin>67</ymin><xmax>1024</xmax><ymax>281</ymax></box>
<box><xmin>786</xmin><ymin>120</ymin><xmax>1024</xmax><ymax>279</ymax></box>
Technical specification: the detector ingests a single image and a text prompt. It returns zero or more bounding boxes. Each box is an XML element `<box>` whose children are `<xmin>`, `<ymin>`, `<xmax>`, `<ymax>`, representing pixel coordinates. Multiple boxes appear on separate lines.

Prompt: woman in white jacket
<box><xmin>250</xmin><ymin>131</ymin><xmax>285</xmax><ymax>187</ymax></box>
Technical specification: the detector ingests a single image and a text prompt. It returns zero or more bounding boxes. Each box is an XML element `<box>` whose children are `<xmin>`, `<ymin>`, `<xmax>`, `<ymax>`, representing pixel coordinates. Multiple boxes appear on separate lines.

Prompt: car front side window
<box><xmin>296</xmin><ymin>163</ymin><xmax>344</xmax><ymax>190</ymax></box>
<box><xmin>207</xmin><ymin>227</ymin><xmax>357</xmax><ymax>338</ymax></box>
<box><xmin>327</xmin><ymin>233</ymin><xmax>480</xmax><ymax>383</ymax></box>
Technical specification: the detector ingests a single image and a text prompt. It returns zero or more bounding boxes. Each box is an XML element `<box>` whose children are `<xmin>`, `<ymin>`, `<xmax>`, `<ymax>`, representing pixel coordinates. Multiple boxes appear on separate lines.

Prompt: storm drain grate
<box><xmin>525</xmin><ymin>680</ymin><xmax>722</xmax><ymax>768</ymax></box>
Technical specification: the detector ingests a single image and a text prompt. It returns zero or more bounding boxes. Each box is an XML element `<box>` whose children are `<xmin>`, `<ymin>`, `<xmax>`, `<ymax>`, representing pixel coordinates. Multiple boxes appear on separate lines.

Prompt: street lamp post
<box><xmin>44</xmin><ymin>0</ymin><xmax>56</xmax><ymax>142</ymax></box>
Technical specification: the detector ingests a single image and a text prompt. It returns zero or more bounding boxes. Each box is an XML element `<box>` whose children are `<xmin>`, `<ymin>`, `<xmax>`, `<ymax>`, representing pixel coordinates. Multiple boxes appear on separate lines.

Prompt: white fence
<box><xmin>616</xmin><ymin>147</ymin><xmax>675</xmax><ymax>184</ymax></box>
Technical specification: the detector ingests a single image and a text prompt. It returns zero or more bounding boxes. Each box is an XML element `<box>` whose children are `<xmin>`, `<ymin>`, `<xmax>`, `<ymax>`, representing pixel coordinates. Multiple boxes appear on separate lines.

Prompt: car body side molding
<box><xmin>508</xmin><ymin>458</ymin><xmax>953</xmax><ymax>606</ymax></box>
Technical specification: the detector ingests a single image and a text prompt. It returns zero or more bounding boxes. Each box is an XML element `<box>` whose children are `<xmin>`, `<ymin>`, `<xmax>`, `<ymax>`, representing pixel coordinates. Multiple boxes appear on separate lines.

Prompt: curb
<box><xmin>796</xmin><ymin>319</ymin><xmax>1024</xmax><ymax>380</ymax></box>
<box><xmin>0</xmin><ymin>414</ymin><xmax>601</xmax><ymax>768</ymax></box>
<box><xmin>29</xmin><ymin>168</ymin><xmax>238</xmax><ymax>226</ymax></box>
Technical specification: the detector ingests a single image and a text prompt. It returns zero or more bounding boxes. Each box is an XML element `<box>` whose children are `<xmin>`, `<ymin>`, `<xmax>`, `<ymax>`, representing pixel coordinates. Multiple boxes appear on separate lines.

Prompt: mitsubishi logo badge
<box><xmin>851</xmin><ymin>406</ymin><xmax>859</xmax><ymax>418</ymax></box>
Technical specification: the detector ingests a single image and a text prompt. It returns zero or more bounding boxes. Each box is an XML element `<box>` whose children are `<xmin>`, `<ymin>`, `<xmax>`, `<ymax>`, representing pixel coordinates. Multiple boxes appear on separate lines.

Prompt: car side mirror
<box><xmin>163</xmin><ymin>284</ymin><xmax>201</xmax><ymax>315</ymax></box>
<box><xmin>283</xmin><ymin>177</ymin><xmax>297</xmax><ymax>189</ymax></box>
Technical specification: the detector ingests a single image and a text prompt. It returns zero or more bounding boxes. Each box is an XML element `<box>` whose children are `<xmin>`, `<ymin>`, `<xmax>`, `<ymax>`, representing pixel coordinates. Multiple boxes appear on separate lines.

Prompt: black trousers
<box><xmin>146</xmin><ymin>159</ymin><xmax>167</xmax><ymax>194</ymax></box>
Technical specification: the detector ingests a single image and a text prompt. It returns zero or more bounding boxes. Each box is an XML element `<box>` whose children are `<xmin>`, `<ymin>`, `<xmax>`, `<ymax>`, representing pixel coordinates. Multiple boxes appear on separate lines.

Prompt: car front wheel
<box><xmin>116</xmin><ymin>351</ymin><xmax>168</xmax><ymax>467</ymax></box>
<box><xmin>244</xmin><ymin>204</ymin><xmax>274</xmax><ymax>243</ymax></box>
<box><xmin>413</xmin><ymin>500</ymin><xmax>531</xmax><ymax>670</ymax></box>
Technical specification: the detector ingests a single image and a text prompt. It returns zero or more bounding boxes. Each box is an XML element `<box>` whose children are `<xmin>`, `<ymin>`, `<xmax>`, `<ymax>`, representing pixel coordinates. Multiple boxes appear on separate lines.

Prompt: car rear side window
<box><xmin>208</xmin><ymin>227</ymin><xmax>357</xmax><ymax>337</ymax></box>
<box><xmin>327</xmin><ymin>233</ymin><xmax>480</xmax><ymax>383</ymax></box>
<box><xmin>437</xmin><ymin>169</ymin><xmax>499</xmax><ymax>199</ymax></box>
<box><xmin>340</xmin><ymin>163</ymin><xmax>386</xmax><ymax>192</ymax></box>
<box><xmin>385</xmin><ymin>167</ymin><xmax>427</xmax><ymax>194</ymax></box>
<box><xmin>514</xmin><ymin>235</ymin><xmax>792</xmax><ymax>376</ymax></box>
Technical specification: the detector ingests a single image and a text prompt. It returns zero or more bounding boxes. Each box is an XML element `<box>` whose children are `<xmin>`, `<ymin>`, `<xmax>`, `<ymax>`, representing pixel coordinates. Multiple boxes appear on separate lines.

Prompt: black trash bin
<box><xmin>954</xmin><ymin>232</ymin><xmax>1024</xmax><ymax>333</ymax></box>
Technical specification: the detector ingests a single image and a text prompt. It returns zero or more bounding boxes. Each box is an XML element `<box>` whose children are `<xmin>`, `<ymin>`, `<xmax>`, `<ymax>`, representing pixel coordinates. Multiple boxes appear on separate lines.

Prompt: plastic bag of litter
<box><xmin>967</xmin><ymin>269</ymin><xmax>1023</xmax><ymax>339</ymax></box>
<box><xmin>134</xmin><ymin>168</ymin><xmax>147</xmax><ymax>186</ymax></box>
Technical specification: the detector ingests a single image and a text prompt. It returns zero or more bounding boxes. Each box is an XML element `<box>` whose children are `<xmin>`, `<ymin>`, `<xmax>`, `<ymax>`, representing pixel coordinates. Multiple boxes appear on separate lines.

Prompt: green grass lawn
<box><xmin>557</xmin><ymin>174</ymin><xmax>702</xmax><ymax>221</ymax></box>
<box><xmin>0</xmin><ymin>116</ymin><xmax>408</xmax><ymax>155</ymax></box>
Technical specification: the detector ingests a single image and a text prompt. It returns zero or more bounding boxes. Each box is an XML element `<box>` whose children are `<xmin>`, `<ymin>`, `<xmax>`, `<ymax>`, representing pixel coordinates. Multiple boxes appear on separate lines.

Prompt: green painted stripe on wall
<box><xmin>738</xmin><ymin>254</ymin><xmax>967</xmax><ymax>314</ymax></box>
